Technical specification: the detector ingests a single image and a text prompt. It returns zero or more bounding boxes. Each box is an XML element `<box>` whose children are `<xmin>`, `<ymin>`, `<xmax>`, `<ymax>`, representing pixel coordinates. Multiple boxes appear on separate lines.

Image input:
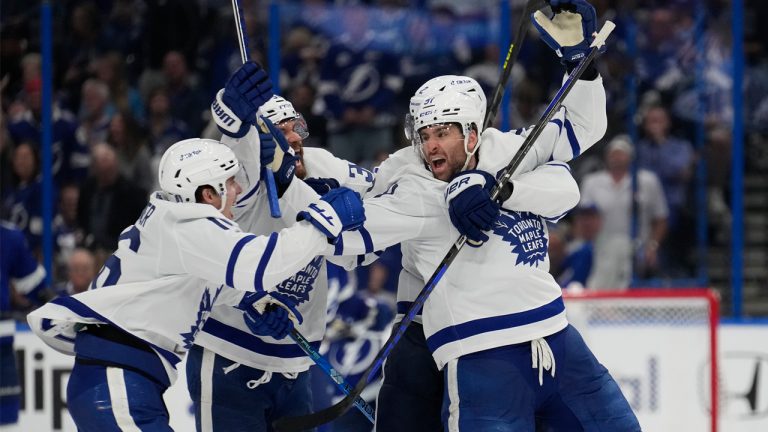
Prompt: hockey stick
<box><xmin>484</xmin><ymin>0</ymin><xmax>548</xmax><ymax>129</ymax></box>
<box><xmin>287</xmin><ymin>328</ymin><xmax>376</xmax><ymax>423</ymax></box>
<box><xmin>231</xmin><ymin>0</ymin><xmax>281</xmax><ymax>218</ymax></box>
<box><xmin>273</xmin><ymin>21</ymin><xmax>616</xmax><ymax>432</ymax></box>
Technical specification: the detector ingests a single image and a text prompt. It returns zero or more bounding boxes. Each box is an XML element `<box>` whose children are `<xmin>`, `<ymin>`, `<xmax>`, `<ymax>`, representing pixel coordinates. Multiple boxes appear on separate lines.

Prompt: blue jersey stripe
<box><xmin>396</xmin><ymin>301</ymin><xmax>423</xmax><ymax>316</ymax></box>
<box><xmin>226</xmin><ymin>235</ymin><xmax>257</xmax><ymax>287</ymax></box>
<box><xmin>563</xmin><ymin>119</ymin><xmax>581</xmax><ymax>158</ymax></box>
<box><xmin>545</xmin><ymin>161</ymin><xmax>571</xmax><ymax>172</ymax></box>
<box><xmin>49</xmin><ymin>296</ymin><xmax>182</xmax><ymax>367</ymax></box>
<box><xmin>254</xmin><ymin>233</ymin><xmax>278</xmax><ymax>291</ymax></box>
<box><xmin>425</xmin><ymin>297</ymin><xmax>566</xmax><ymax>353</ymax></box>
<box><xmin>206</xmin><ymin>217</ymin><xmax>231</xmax><ymax>230</ymax></box>
<box><xmin>359</xmin><ymin>227</ymin><xmax>374</xmax><ymax>254</ymax></box>
<box><xmin>237</xmin><ymin>182</ymin><xmax>261</xmax><ymax>205</ymax></box>
<box><xmin>203</xmin><ymin>318</ymin><xmax>321</xmax><ymax>358</ymax></box>
<box><xmin>334</xmin><ymin>234</ymin><xmax>344</xmax><ymax>255</ymax></box>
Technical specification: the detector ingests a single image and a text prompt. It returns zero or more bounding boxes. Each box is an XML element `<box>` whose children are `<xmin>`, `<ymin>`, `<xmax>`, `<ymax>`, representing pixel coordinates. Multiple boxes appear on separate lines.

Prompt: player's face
<box><xmin>276</xmin><ymin>116</ymin><xmax>309</xmax><ymax>179</ymax></box>
<box><xmin>418</xmin><ymin>123</ymin><xmax>476</xmax><ymax>181</ymax></box>
<box><xmin>217</xmin><ymin>177</ymin><xmax>243</xmax><ymax>220</ymax></box>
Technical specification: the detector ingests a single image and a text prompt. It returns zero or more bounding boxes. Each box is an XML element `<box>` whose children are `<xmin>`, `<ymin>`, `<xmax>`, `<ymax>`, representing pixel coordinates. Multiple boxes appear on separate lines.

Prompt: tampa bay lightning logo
<box><xmin>492</xmin><ymin>210</ymin><xmax>548</xmax><ymax>266</ymax></box>
<box><xmin>180</xmin><ymin>285</ymin><xmax>223</xmax><ymax>350</ymax></box>
<box><xmin>276</xmin><ymin>256</ymin><xmax>323</xmax><ymax>304</ymax></box>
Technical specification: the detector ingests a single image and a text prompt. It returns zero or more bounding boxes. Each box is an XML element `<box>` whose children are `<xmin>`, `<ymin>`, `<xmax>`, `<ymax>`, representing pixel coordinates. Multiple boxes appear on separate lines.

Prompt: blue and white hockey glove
<box><xmin>212</xmin><ymin>61</ymin><xmax>274</xmax><ymax>138</ymax></box>
<box><xmin>298</xmin><ymin>187</ymin><xmax>365</xmax><ymax>244</ymax></box>
<box><xmin>239</xmin><ymin>291</ymin><xmax>304</xmax><ymax>340</ymax></box>
<box><xmin>445</xmin><ymin>170</ymin><xmax>500</xmax><ymax>247</ymax></box>
<box><xmin>532</xmin><ymin>0</ymin><xmax>603</xmax><ymax>67</ymax></box>
<box><xmin>304</xmin><ymin>178</ymin><xmax>341</xmax><ymax>195</ymax></box>
<box><xmin>258</xmin><ymin>116</ymin><xmax>298</xmax><ymax>193</ymax></box>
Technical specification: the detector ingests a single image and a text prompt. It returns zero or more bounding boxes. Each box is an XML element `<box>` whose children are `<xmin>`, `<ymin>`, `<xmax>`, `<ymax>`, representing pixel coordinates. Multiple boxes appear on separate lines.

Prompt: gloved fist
<box><xmin>304</xmin><ymin>178</ymin><xmax>341</xmax><ymax>195</ymax></box>
<box><xmin>445</xmin><ymin>170</ymin><xmax>500</xmax><ymax>247</ymax></box>
<box><xmin>298</xmin><ymin>187</ymin><xmax>365</xmax><ymax>243</ymax></box>
<box><xmin>212</xmin><ymin>62</ymin><xmax>274</xmax><ymax>138</ymax></box>
<box><xmin>238</xmin><ymin>290</ymin><xmax>303</xmax><ymax>340</ymax></box>
<box><xmin>532</xmin><ymin>0</ymin><xmax>603</xmax><ymax>66</ymax></box>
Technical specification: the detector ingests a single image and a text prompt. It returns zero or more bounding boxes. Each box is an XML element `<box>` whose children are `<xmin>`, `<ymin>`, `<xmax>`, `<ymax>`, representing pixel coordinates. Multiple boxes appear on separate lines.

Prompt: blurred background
<box><xmin>0</xmin><ymin>0</ymin><xmax>766</xmax><ymax>431</ymax></box>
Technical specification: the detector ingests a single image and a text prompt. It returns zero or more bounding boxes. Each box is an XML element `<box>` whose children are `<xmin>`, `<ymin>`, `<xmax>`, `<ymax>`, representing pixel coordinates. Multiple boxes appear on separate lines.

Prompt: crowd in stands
<box><xmin>1</xmin><ymin>0</ymin><xmax>766</xmax><ymax>320</ymax></box>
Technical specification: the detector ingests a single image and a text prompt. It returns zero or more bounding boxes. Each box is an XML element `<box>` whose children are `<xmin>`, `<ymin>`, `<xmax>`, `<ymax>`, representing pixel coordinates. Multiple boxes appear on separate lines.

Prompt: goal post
<box><xmin>563</xmin><ymin>288</ymin><xmax>719</xmax><ymax>432</ymax></box>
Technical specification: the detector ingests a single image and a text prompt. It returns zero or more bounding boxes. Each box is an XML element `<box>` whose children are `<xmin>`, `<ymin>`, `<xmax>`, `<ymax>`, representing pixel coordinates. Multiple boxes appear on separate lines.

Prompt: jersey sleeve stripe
<box><xmin>206</xmin><ymin>217</ymin><xmax>231</xmax><ymax>230</ymax></box>
<box><xmin>545</xmin><ymin>161</ymin><xmax>572</xmax><ymax>172</ymax></box>
<box><xmin>425</xmin><ymin>297</ymin><xmax>565</xmax><ymax>353</ymax></box>
<box><xmin>563</xmin><ymin>119</ymin><xmax>581</xmax><ymax>157</ymax></box>
<box><xmin>226</xmin><ymin>235</ymin><xmax>257</xmax><ymax>287</ymax></box>
<box><xmin>359</xmin><ymin>227</ymin><xmax>374</xmax><ymax>254</ymax></box>
<box><xmin>254</xmin><ymin>232</ymin><xmax>278</xmax><ymax>291</ymax></box>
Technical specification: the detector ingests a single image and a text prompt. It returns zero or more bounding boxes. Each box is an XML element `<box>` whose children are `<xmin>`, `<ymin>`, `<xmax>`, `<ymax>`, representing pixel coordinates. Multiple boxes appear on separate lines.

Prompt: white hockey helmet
<box><xmin>258</xmin><ymin>95</ymin><xmax>308</xmax><ymax>139</ymax></box>
<box><xmin>158</xmin><ymin>138</ymin><xmax>240</xmax><ymax>210</ymax></box>
<box><xmin>405</xmin><ymin>75</ymin><xmax>487</xmax><ymax>142</ymax></box>
<box><xmin>413</xmin><ymin>89</ymin><xmax>485</xmax><ymax>171</ymax></box>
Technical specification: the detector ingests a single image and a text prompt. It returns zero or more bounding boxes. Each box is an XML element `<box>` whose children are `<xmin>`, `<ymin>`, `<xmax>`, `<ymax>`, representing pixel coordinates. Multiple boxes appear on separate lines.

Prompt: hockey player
<box><xmin>1</xmin><ymin>221</ymin><xmax>47</xmax><ymax>426</ymax></box>
<box><xmin>343</xmin><ymin>1</ymin><xmax>639</xmax><ymax>430</ymax></box>
<box><xmin>186</xmin><ymin>63</ymin><xmax>375</xmax><ymax>431</ymax></box>
<box><xmin>26</xmin><ymin>133</ymin><xmax>366</xmax><ymax>430</ymax></box>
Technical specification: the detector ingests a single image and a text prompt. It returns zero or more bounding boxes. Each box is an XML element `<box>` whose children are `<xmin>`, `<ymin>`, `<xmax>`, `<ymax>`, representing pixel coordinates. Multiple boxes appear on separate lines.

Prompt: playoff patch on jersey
<box><xmin>492</xmin><ymin>209</ymin><xmax>548</xmax><ymax>266</ymax></box>
<box><xmin>275</xmin><ymin>256</ymin><xmax>323</xmax><ymax>304</ymax></box>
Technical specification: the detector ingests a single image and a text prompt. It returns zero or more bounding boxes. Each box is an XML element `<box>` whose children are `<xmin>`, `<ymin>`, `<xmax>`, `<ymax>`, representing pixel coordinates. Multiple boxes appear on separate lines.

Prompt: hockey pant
<box><xmin>186</xmin><ymin>344</ymin><xmax>314</xmax><ymax>432</ymax></box>
<box><xmin>376</xmin><ymin>322</ymin><xmax>444</xmax><ymax>432</ymax></box>
<box><xmin>442</xmin><ymin>324</ymin><xmax>641</xmax><ymax>432</ymax></box>
<box><xmin>67</xmin><ymin>326</ymin><xmax>173</xmax><ymax>431</ymax></box>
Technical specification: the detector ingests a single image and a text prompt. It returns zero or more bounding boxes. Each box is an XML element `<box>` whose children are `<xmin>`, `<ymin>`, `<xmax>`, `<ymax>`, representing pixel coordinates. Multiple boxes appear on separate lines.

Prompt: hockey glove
<box><xmin>212</xmin><ymin>62</ymin><xmax>274</xmax><ymax>138</ymax></box>
<box><xmin>258</xmin><ymin>116</ymin><xmax>298</xmax><ymax>195</ymax></box>
<box><xmin>532</xmin><ymin>0</ymin><xmax>603</xmax><ymax>67</ymax></box>
<box><xmin>445</xmin><ymin>170</ymin><xmax>500</xmax><ymax>247</ymax></box>
<box><xmin>304</xmin><ymin>177</ymin><xmax>341</xmax><ymax>195</ymax></box>
<box><xmin>298</xmin><ymin>187</ymin><xmax>365</xmax><ymax>244</ymax></box>
<box><xmin>239</xmin><ymin>290</ymin><xmax>304</xmax><ymax>340</ymax></box>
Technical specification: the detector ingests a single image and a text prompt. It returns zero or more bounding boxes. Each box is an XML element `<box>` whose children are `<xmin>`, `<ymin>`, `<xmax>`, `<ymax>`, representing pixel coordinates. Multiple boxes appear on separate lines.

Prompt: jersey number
<box><xmin>91</xmin><ymin>225</ymin><xmax>141</xmax><ymax>289</ymax></box>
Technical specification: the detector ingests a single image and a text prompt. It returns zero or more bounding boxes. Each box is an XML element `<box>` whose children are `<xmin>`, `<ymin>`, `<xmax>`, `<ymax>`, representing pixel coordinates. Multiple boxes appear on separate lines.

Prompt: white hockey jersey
<box><xmin>27</xmin><ymin>191</ymin><xmax>332</xmax><ymax>384</ymax></box>
<box><xmin>330</xmin><ymin>76</ymin><xmax>606</xmax><ymax>368</ymax></box>
<box><xmin>194</xmin><ymin>132</ymin><xmax>375</xmax><ymax>373</ymax></box>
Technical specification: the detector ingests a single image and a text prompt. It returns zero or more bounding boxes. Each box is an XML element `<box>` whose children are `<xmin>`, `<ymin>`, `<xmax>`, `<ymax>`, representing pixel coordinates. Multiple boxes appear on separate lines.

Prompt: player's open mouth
<box><xmin>430</xmin><ymin>157</ymin><xmax>446</xmax><ymax>171</ymax></box>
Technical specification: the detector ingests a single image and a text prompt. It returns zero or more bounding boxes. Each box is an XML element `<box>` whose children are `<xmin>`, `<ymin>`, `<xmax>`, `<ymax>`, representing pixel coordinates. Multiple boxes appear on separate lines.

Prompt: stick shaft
<box><xmin>231</xmin><ymin>0</ymin><xmax>282</xmax><ymax>218</ymax></box>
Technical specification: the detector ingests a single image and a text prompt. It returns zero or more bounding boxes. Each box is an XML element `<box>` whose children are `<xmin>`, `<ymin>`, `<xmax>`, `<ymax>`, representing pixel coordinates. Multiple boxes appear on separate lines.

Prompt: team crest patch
<box><xmin>276</xmin><ymin>256</ymin><xmax>323</xmax><ymax>304</ymax></box>
<box><xmin>181</xmin><ymin>285</ymin><xmax>223</xmax><ymax>349</ymax></box>
<box><xmin>492</xmin><ymin>210</ymin><xmax>548</xmax><ymax>266</ymax></box>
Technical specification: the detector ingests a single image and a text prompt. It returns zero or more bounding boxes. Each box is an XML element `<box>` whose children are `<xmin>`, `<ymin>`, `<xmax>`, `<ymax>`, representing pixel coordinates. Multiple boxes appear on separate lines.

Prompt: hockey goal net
<box><xmin>563</xmin><ymin>288</ymin><xmax>719</xmax><ymax>432</ymax></box>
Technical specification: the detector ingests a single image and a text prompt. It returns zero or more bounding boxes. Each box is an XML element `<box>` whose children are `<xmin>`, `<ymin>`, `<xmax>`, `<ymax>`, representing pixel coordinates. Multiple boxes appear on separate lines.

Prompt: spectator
<box><xmin>77</xmin><ymin>78</ymin><xmax>112</xmax><ymax>147</ymax></box>
<box><xmin>162</xmin><ymin>51</ymin><xmax>208</xmax><ymax>135</ymax></box>
<box><xmin>557</xmin><ymin>205</ymin><xmax>603</xmax><ymax>290</ymax></box>
<box><xmin>52</xmin><ymin>183</ymin><xmax>84</xmax><ymax>281</ymax></box>
<box><xmin>580</xmin><ymin>135</ymin><xmax>668</xmax><ymax>289</ymax></box>
<box><xmin>77</xmin><ymin>143</ymin><xmax>147</xmax><ymax>256</ymax></box>
<box><xmin>146</xmin><ymin>86</ymin><xmax>190</xmax><ymax>156</ymax></box>
<box><xmin>315</xmin><ymin>6</ymin><xmax>403</xmax><ymax>166</ymax></box>
<box><xmin>6</xmin><ymin>77</ymin><xmax>89</xmax><ymax>183</ymax></box>
<box><xmin>51</xmin><ymin>248</ymin><xmax>96</xmax><ymax>297</ymax></box>
<box><xmin>636</xmin><ymin>104</ymin><xmax>696</xmax><ymax>273</ymax></box>
<box><xmin>92</xmin><ymin>51</ymin><xmax>146</xmax><ymax>121</ymax></box>
<box><xmin>1</xmin><ymin>142</ymin><xmax>47</xmax><ymax>253</ymax></box>
<box><xmin>107</xmin><ymin>111</ymin><xmax>154</xmax><ymax>192</ymax></box>
<box><xmin>288</xmin><ymin>82</ymin><xmax>327</xmax><ymax>148</ymax></box>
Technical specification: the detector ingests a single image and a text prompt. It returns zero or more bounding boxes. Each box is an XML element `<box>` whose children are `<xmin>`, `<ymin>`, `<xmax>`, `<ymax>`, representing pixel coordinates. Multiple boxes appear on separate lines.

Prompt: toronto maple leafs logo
<box><xmin>276</xmin><ymin>256</ymin><xmax>323</xmax><ymax>304</ymax></box>
<box><xmin>180</xmin><ymin>285</ymin><xmax>223</xmax><ymax>350</ymax></box>
<box><xmin>492</xmin><ymin>210</ymin><xmax>548</xmax><ymax>266</ymax></box>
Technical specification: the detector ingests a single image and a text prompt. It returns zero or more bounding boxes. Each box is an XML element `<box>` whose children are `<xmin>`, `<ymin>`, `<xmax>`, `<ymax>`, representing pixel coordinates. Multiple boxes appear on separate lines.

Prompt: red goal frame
<box><xmin>562</xmin><ymin>288</ymin><xmax>720</xmax><ymax>432</ymax></box>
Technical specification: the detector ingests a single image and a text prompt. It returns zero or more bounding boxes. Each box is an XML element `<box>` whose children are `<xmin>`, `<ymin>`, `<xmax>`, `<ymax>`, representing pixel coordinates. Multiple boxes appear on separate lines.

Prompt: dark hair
<box><xmin>194</xmin><ymin>185</ymin><xmax>216</xmax><ymax>203</ymax></box>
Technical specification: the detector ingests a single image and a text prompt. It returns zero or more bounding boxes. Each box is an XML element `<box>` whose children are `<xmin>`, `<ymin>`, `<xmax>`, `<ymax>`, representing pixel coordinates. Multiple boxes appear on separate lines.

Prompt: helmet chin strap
<box><xmin>460</xmin><ymin>124</ymin><xmax>480</xmax><ymax>172</ymax></box>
